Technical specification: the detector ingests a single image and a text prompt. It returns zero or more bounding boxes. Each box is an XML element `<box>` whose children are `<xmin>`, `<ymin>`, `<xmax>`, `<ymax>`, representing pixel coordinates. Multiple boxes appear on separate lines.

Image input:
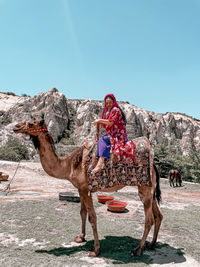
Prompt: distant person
<box><xmin>92</xmin><ymin>93</ymin><xmax>136</xmax><ymax>174</ymax></box>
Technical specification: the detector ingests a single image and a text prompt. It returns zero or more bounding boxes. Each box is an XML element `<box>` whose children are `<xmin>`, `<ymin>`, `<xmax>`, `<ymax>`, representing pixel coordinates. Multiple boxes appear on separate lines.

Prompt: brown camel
<box><xmin>168</xmin><ymin>169</ymin><xmax>182</xmax><ymax>187</ymax></box>
<box><xmin>13</xmin><ymin>119</ymin><xmax>163</xmax><ymax>257</ymax></box>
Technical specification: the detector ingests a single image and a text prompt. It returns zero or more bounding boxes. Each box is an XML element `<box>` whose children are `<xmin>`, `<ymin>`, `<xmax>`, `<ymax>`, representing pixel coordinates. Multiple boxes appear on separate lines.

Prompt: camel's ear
<box><xmin>84</xmin><ymin>140</ymin><xmax>89</xmax><ymax>150</ymax></box>
<box><xmin>39</xmin><ymin>120</ymin><xmax>45</xmax><ymax>126</ymax></box>
<box><xmin>31</xmin><ymin>115</ymin><xmax>36</xmax><ymax>120</ymax></box>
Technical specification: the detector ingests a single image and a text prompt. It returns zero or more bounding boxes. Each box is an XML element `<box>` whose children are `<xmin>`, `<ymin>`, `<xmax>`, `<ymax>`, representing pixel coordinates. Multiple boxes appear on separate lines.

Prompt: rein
<box><xmin>2</xmin><ymin>160</ymin><xmax>21</xmax><ymax>196</ymax></box>
<box><xmin>24</xmin><ymin>121</ymin><xmax>48</xmax><ymax>133</ymax></box>
<box><xmin>2</xmin><ymin>121</ymin><xmax>47</xmax><ymax>196</ymax></box>
<box><xmin>28</xmin><ymin>128</ymin><xmax>48</xmax><ymax>133</ymax></box>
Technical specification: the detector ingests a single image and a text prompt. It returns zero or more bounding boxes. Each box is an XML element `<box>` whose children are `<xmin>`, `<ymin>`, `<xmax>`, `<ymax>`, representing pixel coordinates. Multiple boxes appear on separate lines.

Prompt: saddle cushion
<box><xmin>86</xmin><ymin>136</ymin><xmax>154</xmax><ymax>192</ymax></box>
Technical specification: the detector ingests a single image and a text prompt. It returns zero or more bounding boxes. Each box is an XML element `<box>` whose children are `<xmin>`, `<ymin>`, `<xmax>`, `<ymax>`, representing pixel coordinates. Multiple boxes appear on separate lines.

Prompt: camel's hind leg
<box><xmin>132</xmin><ymin>187</ymin><xmax>154</xmax><ymax>256</ymax></box>
<box><xmin>147</xmin><ymin>198</ymin><xmax>163</xmax><ymax>249</ymax></box>
<box><xmin>169</xmin><ymin>175</ymin><xmax>173</xmax><ymax>187</ymax></box>
<box><xmin>74</xmin><ymin>190</ymin><xmax>87</xmax><ymax>243</ymax></box>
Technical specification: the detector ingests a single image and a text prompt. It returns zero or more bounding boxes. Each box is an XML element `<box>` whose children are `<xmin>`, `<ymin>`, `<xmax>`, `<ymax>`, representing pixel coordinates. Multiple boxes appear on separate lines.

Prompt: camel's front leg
<box><xmin>74</xmin><ymin>190</ymin><xmax>87</xmax><ymax>243</ymax></box>
<box><xmin>80</xmin><ymin>190</ymin><xmax>100</xmax><ymax>257</ymax></box>
<box><xmin>132</xmin><ymin>187</ymin><xmax>154</xmax><ymax>256</ymax></box>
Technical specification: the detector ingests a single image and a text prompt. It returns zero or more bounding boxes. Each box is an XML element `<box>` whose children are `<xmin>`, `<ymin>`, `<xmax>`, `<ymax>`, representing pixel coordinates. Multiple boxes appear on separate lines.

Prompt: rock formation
<box><xmin>0</xmin><ymin>88</ymin><xmax>199</xmax><ymax>160</ymax></box>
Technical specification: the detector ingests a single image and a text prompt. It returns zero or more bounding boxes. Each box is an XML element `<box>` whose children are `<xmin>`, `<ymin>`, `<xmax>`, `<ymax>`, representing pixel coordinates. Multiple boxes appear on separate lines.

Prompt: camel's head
<box><xmin>13</xmin><ymin>120</ymin><xmax>48</xmax><ymax>136</ymax></box>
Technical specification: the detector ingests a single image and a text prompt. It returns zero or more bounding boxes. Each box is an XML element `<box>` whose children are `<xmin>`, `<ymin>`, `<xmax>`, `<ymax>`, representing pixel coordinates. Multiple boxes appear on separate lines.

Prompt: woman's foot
<box><xmin>91</xmin><ymin>157</ymin><xmax>105</xmax><ymax>175</ymax></box>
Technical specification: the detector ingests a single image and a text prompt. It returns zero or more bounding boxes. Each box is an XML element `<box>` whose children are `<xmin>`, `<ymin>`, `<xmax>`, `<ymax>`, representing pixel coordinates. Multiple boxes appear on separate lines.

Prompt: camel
<box><xmin>168</xmin><ymin>169</ymin><xmax>182</xmax><ymax>187</ymax></box>
<box><xmin>13</xmin><ymin>119</ymin><xmax>163</xmax><ymax>257</ymax></box>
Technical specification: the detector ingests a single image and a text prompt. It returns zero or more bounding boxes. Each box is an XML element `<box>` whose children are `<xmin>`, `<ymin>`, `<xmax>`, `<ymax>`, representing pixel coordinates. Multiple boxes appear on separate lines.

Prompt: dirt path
<box><xmin>0</xmin><ymin>160</ymin><xmax>200</xmax><ymax>267</ymax></box>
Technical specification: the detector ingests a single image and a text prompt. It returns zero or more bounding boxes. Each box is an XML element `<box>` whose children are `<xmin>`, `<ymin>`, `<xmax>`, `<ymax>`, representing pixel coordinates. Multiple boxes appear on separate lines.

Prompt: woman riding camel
<box><xmin>92</xmin><ymin>93</ymin><xmax>136</xmax><ymax>174</ymax></box>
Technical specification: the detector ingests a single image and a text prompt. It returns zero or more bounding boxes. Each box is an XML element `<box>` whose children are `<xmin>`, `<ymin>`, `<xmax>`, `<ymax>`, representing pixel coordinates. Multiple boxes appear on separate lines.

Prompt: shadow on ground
<box><xmin>36</xmin><ymin>235</ymin><xmax>186</xmax><ymax>265</ymax></box>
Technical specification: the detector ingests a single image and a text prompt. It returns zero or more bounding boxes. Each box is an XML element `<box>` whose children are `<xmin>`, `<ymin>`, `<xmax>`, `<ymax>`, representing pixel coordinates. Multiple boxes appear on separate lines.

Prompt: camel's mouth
<box><xmin>13</xmin><ymin>120</ymin><xmax>47</xmax><ymax>134</ymax></box>
<box><xmin>13</xmin><ymin>123</ymin><xmax>26</xmax><ymax>133</ymax></box>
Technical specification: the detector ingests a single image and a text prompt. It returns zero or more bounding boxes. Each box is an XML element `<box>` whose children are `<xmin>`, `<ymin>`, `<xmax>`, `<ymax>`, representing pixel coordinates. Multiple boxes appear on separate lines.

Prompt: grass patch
<box><xmin>0</xmin><ymin>138</ymin><xmax>30</xmax><ymax>161</ymax></box>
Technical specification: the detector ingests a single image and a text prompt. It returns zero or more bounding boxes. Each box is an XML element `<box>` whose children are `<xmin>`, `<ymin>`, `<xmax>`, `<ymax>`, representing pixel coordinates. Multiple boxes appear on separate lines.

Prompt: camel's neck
<box><xmin>37</xmin><ymin>134</ymin><xmax>71</xmax><ymax>179</ymax></box>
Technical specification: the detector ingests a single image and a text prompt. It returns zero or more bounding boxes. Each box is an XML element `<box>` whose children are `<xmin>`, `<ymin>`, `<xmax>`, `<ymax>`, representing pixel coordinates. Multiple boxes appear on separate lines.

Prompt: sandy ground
<box><xmin>0</xmin><ymin>161</ymin><xmax>76</xmax><ymax>200</ymax></box>
<box><xmin>0</xmin><ymin>160</ymin><xmax>200</xmax><ymax>267</ymax></box>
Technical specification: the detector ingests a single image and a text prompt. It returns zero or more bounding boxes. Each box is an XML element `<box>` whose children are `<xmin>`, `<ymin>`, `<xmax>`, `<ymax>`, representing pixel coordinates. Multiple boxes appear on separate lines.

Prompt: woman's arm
<box><xmin>93</xmin><ymin>118</ymin><xmax>113</xmax><ymax>127</ymax></box>
<box><xmin>93</xmin><ymin>107</ymin><xmax>121</xmax><ymax>127</ymax></box>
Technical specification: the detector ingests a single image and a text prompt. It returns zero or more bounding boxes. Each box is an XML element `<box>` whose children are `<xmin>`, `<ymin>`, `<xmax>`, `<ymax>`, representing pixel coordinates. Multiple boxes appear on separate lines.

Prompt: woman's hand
<box><xmin>92</xmin><ymin>119</ymin><xmax>101</xmax><ymax>125</ymax></box>
<box><xmin>93</xmin><ymin>117</ymin><xmax>112</xmax><ymax>126</ymax></box>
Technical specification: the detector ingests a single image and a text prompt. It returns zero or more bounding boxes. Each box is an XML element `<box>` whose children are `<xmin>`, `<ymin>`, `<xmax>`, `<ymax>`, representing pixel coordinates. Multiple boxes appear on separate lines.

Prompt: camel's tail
<box><xmin>153</xmin><ymin>164</ymin><xmax>162</xmax><ymax>205</ymax></box>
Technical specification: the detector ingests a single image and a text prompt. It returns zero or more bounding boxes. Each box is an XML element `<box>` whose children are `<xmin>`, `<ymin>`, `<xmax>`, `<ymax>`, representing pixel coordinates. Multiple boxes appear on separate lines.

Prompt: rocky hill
<box><xmin>0</xmin><ymin>88</ymin><xmax>200</xmax><ymax>160</ymax></box>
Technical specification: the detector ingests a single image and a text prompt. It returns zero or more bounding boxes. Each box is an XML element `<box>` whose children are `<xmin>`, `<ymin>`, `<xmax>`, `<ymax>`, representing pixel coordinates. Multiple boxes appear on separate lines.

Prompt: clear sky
<box><xmin>0</xmin><ymin>0</ymin><xmax>200</xmax><ymax>119</ymax></box>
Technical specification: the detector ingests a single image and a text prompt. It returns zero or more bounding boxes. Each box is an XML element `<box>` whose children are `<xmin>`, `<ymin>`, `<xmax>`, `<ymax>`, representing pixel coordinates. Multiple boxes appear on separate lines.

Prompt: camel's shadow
<box><xmin>36</xmin><ymin>236</ymin><xmax>186</xmax><ymax>264</ymax></box>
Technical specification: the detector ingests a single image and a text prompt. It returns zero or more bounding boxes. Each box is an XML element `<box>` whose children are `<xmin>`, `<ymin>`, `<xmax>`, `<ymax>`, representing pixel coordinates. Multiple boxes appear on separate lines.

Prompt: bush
<box><xmin>60</xmin><ymin>137</ymin><xmax>75</xmax><ymax>145</ymax></box>
<box><xmin>0</xmin><ymin>114</ymin><xmax>12</xmax><ymax>126</ymax></box>
<box><xmin>154</xmin><ymin>142</ymin><xmax>200</xmax><ymax>183</ymax></box>
<box><xmin>0</xmin><ymin>139</ymin><xmax>30</xmax><ymax>162</ymax></box>
<box><xmin>21</xmin><ymin>93</ymin><xmax>31</xmax><ymax>97</ymax></box>
<box><xmin>56</xmin><ymin>144</ymin><xmax>77</xmax><ymax>156</ymax></box>
<box><xmin>0</xmin><ymin>110</ymin><xmax>5</xmax><ymax>117</ymax></box>
<box><xmin>3</xmin><ymin>92</ymin><xmax>16</xmax><ymax>96</ymax></box>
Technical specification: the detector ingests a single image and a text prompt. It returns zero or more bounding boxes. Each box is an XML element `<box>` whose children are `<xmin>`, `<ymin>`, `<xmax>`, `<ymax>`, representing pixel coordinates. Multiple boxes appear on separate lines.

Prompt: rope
<box><xmin>3</xmin><ymin>161</ymin><xmax>21</xmax><ymax>196</ymax></box>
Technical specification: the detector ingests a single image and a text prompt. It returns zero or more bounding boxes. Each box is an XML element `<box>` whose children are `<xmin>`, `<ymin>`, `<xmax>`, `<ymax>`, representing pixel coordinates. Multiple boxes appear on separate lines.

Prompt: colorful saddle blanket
<box><xmin>86</xmin><ymin>136</ymin><xmax>154</xmax><ymax>192</ymax></box>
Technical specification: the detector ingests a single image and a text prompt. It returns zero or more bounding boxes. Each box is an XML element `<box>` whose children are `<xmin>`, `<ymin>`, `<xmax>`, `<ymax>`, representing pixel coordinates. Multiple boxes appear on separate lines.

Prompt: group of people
<box><xmin>92</xmin><ymin>93</ymin><xmax>137</xmax><ymax>174</ymax></box>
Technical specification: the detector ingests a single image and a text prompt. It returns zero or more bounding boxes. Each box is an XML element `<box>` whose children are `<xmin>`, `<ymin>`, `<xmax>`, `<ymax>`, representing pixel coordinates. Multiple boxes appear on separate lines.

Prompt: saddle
<box><xmin>85</xmin><ymin>136</ymin><xmax>154</xmax><ymax>192</ymax></box>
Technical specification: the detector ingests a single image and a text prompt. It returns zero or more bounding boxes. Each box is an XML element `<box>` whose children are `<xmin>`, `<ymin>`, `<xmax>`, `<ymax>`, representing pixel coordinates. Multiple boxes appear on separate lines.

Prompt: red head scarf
<box><xmin>102</xmin><ymin>94</ymin><xmax>118</xmax><ymax>119</ymax></box>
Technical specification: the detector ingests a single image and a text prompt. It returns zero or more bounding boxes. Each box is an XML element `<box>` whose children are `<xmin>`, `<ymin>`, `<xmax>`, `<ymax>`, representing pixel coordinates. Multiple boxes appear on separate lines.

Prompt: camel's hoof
<box><xmin>147</xmin><ymin>243</ymin><xmax>155</xmax><ymax>250</ymax></box>
<box><xmin>88</xmin><ymin>251</ymin><xmax>99</xmax><ymax>257</ymax></box>
<box><xmin>74</xmin><ymin>235</ymin><xmax>85</xmax><ymax>243</ymax></box>
<box><xmin>131</xmin><ymin>246</ymin><xmax>143</xmax><ymax>256</ymax></box>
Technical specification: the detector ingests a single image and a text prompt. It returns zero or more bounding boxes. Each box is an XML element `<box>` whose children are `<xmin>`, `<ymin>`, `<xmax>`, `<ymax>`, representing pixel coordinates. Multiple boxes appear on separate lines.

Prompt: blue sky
<box><xmin>0</xmin><ymin>0</ymin><xmax>200</xmax><ymax>119</ymax></box>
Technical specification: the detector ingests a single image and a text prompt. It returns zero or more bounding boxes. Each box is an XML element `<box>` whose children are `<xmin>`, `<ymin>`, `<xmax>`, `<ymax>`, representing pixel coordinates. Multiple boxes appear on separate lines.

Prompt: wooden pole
<box><xmin>96</xmin><ymin>123</ymin><xmax>100</xmax><ymax>141</ymax></box>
